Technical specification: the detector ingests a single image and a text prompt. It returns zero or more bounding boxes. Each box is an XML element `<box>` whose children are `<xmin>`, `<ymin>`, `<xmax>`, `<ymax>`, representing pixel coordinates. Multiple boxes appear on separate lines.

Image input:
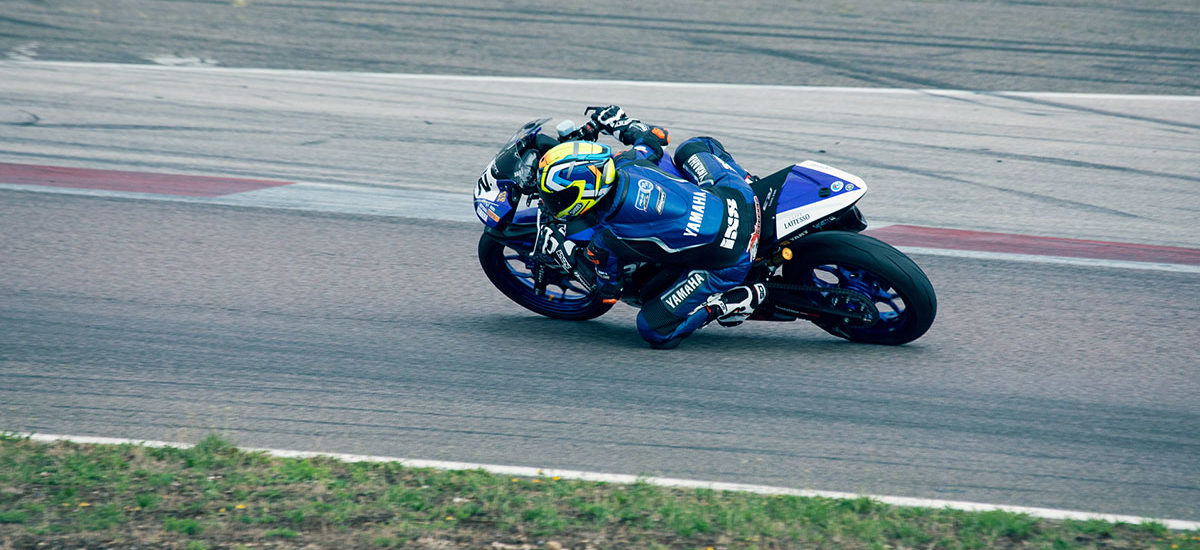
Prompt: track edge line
<box><xmin>16</xmin><ymin>432</ymin><xmax>1199</xmax><ymax>531</ymax></box>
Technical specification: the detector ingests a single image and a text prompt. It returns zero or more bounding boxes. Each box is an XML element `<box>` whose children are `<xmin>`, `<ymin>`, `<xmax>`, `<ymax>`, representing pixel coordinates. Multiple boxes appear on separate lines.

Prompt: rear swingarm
<box><xmin>758</xmin><ymin>282</ymin><xmax>879</xmax><ymax>327</ymax></box>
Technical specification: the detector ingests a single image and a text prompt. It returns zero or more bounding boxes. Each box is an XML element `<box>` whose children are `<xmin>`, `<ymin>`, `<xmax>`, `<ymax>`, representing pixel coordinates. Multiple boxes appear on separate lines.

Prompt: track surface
<box><xmin>3</xmin><ymin>0</ymin><xmax>1199</xmax><ymax>94</ymax></box>
<box><xmin>3</xmin><ymin>189</ymin><xmax>1199</xmax><ymax>522</ymax></box>
<box><xmin>2</xmin><ymin>0</ymin><xmax>1200</xmax><ymax>523</ymax></box>
<box><xmin>2</xmin><ymin>63</ymin><xmax>1197</xmax><ymax>247</ymax></box>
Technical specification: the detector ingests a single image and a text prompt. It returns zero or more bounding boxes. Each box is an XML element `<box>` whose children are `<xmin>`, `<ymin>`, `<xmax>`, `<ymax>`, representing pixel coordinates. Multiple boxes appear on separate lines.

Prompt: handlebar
<box><xmin>557</xmin><ymin>105</ymin><xmax>613</xmax><ymax>142</ymax></box>
<box><xmin>559</xmin><ymin>120</ymin><xmax>603</xmax><ymax>143</ymax></box>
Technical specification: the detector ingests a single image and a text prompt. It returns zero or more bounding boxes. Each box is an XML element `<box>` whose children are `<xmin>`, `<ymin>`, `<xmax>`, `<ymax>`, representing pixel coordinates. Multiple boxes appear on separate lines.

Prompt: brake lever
<box><xmin>559</xmin><ymin>120</ymin><xmax>601</xmax><ymax>143</ymax></box>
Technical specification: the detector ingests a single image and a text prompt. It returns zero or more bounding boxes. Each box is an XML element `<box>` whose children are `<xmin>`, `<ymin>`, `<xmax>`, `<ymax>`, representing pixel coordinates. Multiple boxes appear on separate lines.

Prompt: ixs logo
<box><xmin>683</xmin><ymin>191</ymin><xmax>707</xmax><ymax>237</ymax></box>
<box><xmin>719</xmin><ymin>198</ymin><xmax>740</xmax><ymax>250</ymax></box>
<box><xmin>664</xmin><ymin>272</ymin><xmax>707</xmax><ymax>310</ymax></box>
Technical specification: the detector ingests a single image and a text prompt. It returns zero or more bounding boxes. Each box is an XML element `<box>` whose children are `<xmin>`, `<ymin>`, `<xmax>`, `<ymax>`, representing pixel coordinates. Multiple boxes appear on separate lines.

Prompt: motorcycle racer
<box><xmin>534</xmin><ymin>105</ymin><xmax>766</xmax><ymax>349</ymax></box>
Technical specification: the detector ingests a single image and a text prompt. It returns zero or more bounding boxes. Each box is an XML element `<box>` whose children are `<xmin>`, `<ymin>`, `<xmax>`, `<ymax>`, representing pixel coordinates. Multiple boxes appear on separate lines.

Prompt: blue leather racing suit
<box><xmin>582</xmin><ymin>136</ymin><xmax>762</xmax><ymax>347</ymax></box>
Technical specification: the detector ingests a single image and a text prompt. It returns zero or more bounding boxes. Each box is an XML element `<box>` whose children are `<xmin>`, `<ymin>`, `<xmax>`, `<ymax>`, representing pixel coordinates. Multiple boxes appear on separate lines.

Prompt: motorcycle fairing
<box><xmin>501</xmin><ymin>208</ymin><xmax>596</xmax><ymax>244</ymax></box>
<box><xmin>474</xmin><ymin>118</ymin><xmax>550</xmax><ymax>228</ymax></box>
<box><xmin>770</xmin><ymin>161</ymin><xmax>867</xmax><ymax>242</ymax></box>
<box><xmin>475</xmin><ymin>170</ymin><xmax>516</xmax><ymax>228</ymax></box>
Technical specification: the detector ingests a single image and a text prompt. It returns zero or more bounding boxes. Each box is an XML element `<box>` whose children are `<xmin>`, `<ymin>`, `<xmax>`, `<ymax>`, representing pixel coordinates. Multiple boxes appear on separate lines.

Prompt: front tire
<box><xmin>779</xmin><ymin>231</ymin><xmax>936</xmax><ymax>345</ymax></box>
<box><xmin>478</xmin><ymin>233</ymin><xmax>614</xmax><ymax>321</ymax></box>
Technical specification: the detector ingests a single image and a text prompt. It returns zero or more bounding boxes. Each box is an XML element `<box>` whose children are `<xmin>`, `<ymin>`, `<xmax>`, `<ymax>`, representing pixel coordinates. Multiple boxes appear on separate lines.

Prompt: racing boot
<box><xmin>704</xmin><ymin>283</ymin><xmax>768</xmax><ymax>327</ymax></box>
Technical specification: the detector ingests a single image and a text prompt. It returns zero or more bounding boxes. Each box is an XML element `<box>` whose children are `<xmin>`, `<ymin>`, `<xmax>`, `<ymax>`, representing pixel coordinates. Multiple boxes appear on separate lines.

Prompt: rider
<box><xmin>534</xmin><ymin>105</ymin><xmax>766</xmax><ymax>349</ymax></box>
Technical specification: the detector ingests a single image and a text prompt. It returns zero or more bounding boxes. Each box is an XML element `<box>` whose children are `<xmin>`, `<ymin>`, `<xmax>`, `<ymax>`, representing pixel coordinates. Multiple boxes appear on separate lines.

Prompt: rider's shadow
<box><xmin>458</xmin><ymin>312</ymin><xmax>901</xmax><ymax>357</ymax></box>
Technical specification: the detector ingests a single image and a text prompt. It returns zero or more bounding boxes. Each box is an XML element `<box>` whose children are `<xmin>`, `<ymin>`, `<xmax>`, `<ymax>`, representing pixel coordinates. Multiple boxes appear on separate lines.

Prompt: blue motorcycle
<box><xmin>474</xmin><ymin>118</ymin><xmax>936</xmax><ymax>345</ymax></box>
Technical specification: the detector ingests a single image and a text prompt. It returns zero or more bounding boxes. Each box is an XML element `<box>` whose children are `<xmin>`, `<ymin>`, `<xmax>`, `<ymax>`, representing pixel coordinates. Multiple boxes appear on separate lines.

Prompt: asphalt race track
<box><xmin>2</xmin><ymin>0</ymin><xmax>1198</xmax><ymax>94</ymax></box>
<box><xmin>2</xmin><ymin>0</ymin><xmax>1199</xmax><ymax>524</ymax></box>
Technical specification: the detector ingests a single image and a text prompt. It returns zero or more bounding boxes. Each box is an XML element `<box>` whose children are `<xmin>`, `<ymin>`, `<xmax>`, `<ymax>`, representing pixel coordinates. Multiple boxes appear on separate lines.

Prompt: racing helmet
<box><xmin>537</xmin><ymin>141</ymin><xmax>617</xmax><ymax>219</ymax></box>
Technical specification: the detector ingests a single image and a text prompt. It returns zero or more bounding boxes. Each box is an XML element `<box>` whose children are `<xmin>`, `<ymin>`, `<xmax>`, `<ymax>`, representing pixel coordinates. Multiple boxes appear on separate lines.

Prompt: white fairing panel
<box><xmin>799</xmin><ymin>160</ymin><xmax>867</xmax><ymax>188</ymax></box>
<box><xmin>774</xmin><ymin>161</ymin><xmax>868</xmax><ymax>240</ymax></box>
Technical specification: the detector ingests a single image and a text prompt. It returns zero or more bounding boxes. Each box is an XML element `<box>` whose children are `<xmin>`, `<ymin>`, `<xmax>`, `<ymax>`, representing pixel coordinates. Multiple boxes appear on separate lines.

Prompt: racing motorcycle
<box><xmin>474</xmin><ymin>116</ymin><xmax>936</xmax><ymax>345</ymax></box>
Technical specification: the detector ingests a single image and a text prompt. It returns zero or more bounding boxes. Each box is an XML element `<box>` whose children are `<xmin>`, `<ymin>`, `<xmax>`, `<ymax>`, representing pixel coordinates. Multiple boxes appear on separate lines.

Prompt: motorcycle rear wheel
<box><xmin>478</xmin><ymin>233</ymin><xmax>615</xmax><ymax>321</ymax></box>
<box><xmin>779</xmin><ymin>231</ymin><xmax>936</xmax><ymax>345</ymax></box>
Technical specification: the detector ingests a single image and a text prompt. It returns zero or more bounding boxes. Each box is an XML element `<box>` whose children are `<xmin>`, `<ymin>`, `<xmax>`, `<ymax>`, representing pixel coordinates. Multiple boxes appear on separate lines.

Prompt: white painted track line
<box><xmin>3</xmin><ymin>181</ymin><xmax>1196</xmax><ymax>274</ymax></box>
<box><xmin>894</xmin><ymin>246</ymin><xmax>1200</xmax><ymax>274</ymax></box>
<box><xmin>9</xmin><ymin>60</ymin><xmax>1200</xmax><ymax>101</ymax></box>
<box><xmin>18</xmin><ymin>433</ymin><xmax>1200</xmax><ymax>531</ymax></box>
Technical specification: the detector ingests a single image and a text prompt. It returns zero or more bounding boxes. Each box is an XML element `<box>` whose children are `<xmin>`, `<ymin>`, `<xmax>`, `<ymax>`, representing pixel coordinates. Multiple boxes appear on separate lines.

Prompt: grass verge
<box><xmin>0</xmin><ymin>433</ymin><xmax>1196</xmax><ymax>549</ymax></box>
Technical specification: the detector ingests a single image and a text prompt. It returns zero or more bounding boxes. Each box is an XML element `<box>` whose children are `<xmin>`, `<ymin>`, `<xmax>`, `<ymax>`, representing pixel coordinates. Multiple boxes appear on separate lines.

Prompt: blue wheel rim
<box><xmin>809</xmin><ymin>263</ymin><xmax>909</xmax><ymax>333</ymax></box>
<box><xmin>495</xmin><ymin>245</ymin><xmax>597</xmax><ymax>315</ymax></box>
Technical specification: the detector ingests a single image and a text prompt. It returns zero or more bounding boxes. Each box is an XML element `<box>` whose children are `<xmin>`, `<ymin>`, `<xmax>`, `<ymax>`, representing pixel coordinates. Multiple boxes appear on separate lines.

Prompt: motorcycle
<box><xmin>474</xmin><ymin>116</ymin><xmax>936</xmax><ymax>345</ymax></box>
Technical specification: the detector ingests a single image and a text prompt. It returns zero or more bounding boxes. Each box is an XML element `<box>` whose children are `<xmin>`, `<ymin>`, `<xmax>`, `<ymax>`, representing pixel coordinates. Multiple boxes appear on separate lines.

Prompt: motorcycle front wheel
<box><xmin>477</xmin><ymin>233</ymin><xmax>615</xmax><ymax>321</ymax></box>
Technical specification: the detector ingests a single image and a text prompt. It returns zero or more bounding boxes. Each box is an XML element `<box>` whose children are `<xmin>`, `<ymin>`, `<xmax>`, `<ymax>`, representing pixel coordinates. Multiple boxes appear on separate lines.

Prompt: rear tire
<box><xmin>779</xmin><ymin>231</ymin><xmax>936</xmax><ymax>345</ymax></box>
<box><xmin>478</xmin><ymin>233</ymin><xmax>614</xmax><ymax>321</ymax></box>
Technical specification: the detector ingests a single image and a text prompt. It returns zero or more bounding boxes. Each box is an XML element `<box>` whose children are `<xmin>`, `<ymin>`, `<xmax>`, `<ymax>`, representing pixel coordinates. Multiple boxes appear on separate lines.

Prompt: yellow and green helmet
<box><xmin>537</xmin><ymin>141</ymin><xmax>617</xmax><ymax>219</ymax></box>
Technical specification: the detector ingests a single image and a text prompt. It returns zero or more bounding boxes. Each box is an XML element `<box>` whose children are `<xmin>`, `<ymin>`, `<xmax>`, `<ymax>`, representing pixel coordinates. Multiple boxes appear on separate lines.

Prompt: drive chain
<box><xmin>763</xmin><ymin>281</ymin><xmax>879</xmax><ymax>325</ymax></box>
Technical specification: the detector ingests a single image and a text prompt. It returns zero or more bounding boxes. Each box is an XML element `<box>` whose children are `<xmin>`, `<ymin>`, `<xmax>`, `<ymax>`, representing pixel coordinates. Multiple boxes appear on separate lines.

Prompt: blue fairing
<box><xmin>474</xmin><ymin>179</ymin><xmax>516</xmax><ymax>228</ymax></box>
<box><xmin>474</xmin><ymin>118</ymin><xmax>549</xmax><ymax>228</ymax></box>
<box><xmin>513</xmin><ymin>207</ymin><xmax>538</xmax><ymax>225</ymax></box>
<box><xmin>511</xmin><ymin>207</ymin><xmax>594</xmax><ymax>241</ymax></box>
<box><xmin>776</xmin><ymin>164</ymin><xmax>863</xmax><ymax>212</ymax></box>
<box><xmin>569</xmin><ymin>227</ymin><xmax>595</xmax><ymax>241</ymax></box>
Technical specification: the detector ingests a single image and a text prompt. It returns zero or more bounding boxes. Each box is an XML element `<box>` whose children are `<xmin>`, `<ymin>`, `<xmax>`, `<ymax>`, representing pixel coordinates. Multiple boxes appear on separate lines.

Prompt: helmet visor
<box><xmin>540</xmin><ymin>184</ymin><xmax>582</xmax><ymax>218</ymax></box>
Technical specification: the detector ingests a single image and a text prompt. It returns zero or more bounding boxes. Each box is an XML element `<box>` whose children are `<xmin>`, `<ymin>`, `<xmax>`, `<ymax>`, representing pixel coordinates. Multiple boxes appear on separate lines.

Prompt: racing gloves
<box><xmin>587</xmin><ymin>105</ymin><xmax>670</xmax><ymax>150</ymax></box>
<box><xmin>590</xmin><ymin>105</ymin><xmax>631</xmax><ymax>133</ymax></box>
<box><xmin>533</xmin><ymin>223</ymin><xmax>574</xmax><ymax>273</ymax></box>
<box><xmin>532</xmin><ymin>224</ymin><xmax>622</xmax><ymax>301</ymax></box>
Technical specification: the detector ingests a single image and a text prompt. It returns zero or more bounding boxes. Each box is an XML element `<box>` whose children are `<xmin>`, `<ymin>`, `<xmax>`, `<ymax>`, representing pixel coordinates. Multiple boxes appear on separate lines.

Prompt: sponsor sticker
<box><xmin>783</xmin><ymin>212</ymin><xmax>811</xmax><ymax>230</ymax></box>
<box><xmin>748</xmin><ymin>196</ymin><xmax>761</xmax><ymax>256</ymax></box>
<box><xmin>831</xmin><ymin>181</ymin><xmax>844</xmax><ymax>192</ymax></box>
<box><xmin>635</xmin><ymin>179</ymin><xmax>653</xmax><ymax>211</ymax></box>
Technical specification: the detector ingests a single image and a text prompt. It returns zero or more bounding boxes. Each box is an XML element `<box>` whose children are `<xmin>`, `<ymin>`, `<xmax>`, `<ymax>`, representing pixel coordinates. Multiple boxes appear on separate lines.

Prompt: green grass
<box><xmin>0</xmin><ymin>432</ymin><xmax>1196</xmax><ymax>549</ymax></box>
<box><xmin>163</xmin><ymin>516</ymin><xmax>205</xmax><ymax>535</ymax></box>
